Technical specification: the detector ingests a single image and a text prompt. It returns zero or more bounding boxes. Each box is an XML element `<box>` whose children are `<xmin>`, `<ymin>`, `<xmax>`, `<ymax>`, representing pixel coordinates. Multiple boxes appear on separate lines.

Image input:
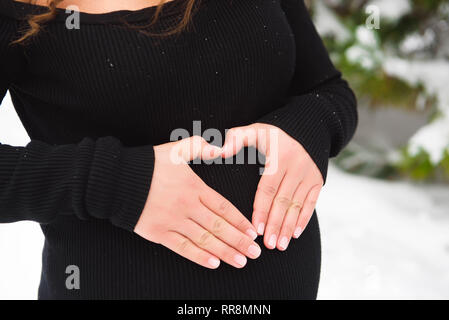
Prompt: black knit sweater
<box><xmin>0</xmin><ymin>0</ymin><xmax>357</xmax><ymax>299</ymax></box>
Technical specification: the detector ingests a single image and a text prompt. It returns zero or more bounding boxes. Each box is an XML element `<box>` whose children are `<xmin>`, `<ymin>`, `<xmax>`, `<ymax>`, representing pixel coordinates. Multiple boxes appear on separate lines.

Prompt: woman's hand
<box><xmin>134</xmin><ymin>136</ymin><xmax>261</xmax><ymax>269</ymax></box>
<box><xmin>221</xmin><ymin>123</ymin><xmax>323</xmax><ymax>251</ymax></box>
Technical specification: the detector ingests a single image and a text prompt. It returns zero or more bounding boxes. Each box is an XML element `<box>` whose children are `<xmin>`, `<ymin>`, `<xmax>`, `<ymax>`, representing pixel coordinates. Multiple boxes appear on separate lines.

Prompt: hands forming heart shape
<box><xmin>221</xmin><ymin>123</ymin><xmax>323</xmax><ymax>251</ymax></box>
<box><xmin>134</xmin><ymin>123</ymin><xmax>323</xmax><ymax>269</ymax></box>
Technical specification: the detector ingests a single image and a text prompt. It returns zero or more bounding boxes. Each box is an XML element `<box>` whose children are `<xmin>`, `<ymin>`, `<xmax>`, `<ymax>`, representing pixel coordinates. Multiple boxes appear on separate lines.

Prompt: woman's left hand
<box><xmin>221</xmin><ymin>123</ymin><xmax>323</xmax><ymax>251</ymax></box>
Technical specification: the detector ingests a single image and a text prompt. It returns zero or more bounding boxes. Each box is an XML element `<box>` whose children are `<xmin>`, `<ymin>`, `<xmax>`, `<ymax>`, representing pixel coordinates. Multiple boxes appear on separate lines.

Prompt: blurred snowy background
<box><xmin>1</xmin><ymin>0</ymin><xmax>449</xmax><ymax>299</ymax></box>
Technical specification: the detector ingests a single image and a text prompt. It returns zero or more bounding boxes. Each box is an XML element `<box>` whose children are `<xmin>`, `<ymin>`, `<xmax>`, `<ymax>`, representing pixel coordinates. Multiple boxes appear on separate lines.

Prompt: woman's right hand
<box><xmin>134</xmin><ymin>136</ymin><xmax>261</xmax><ymax>269</ymax></box>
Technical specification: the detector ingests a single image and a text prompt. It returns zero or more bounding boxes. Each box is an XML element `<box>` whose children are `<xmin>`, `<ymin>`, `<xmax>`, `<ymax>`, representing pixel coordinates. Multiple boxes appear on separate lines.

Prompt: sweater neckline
<box><xmin>8</xmin><ymin>0</ymin><xmax>203</xmax><ymax>24</ymax></box>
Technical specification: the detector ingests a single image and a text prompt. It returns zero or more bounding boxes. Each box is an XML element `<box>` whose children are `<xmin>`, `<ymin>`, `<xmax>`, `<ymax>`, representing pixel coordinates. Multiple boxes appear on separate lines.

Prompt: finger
<box><xmin>295</xmin><ymin>185</ymin><xmax>322</xmax><ymax>238</ymax></box>
<box><xmin>199</xmin><ymin>187</ymin><xmax>258</xmax><ymax>240</ymax></box>
<box><xmin>221</xmin><ymin>124</ymin><xmax>277</xmax><ymax>157</ymax></box>
<box><xmin>221</xmin><ymin>126</ymin><xmax>258</xmax><ymax>158</ymax></box>
<box><xmin>277</xmin><ymin>181</ymin><xmax>305</xmax><ymax>250</ymax></box>
<box><xmin>161</xmin><ymin>231</ymin><xmax>221</xmax><ymax>269</ymax></box>
<box><xmin>193</xmin><ymin>206</ymin><xmax>261</xmax><ymax>260</ymax></box>
<box><xmin>290</xmin><ymin>182</ymin><xmax>310</xmax><ymax>239</ymax></box>
<box><xmin>263</xmin><ymin>171</ymin><xmax>300</xmax><ymax>250</ymax></box>
<box><xmin>171</xmin><ymin>136</ymin><xmax>222</xmax><ymax>163</ymax></box>
<box><xmin>182</xmin><ymin>218</ymin><xmax>252</xmax><ymax>268</ymax></box>
<box><xmin>252</xmin><ymin>167</ymin><xmax>285</xmax><ymax>236</ymax></box>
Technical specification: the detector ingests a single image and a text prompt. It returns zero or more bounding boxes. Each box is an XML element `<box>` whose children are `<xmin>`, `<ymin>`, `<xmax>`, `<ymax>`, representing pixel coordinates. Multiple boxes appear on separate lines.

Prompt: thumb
<box><xmin>221</xmin><ymin>125</ymin><xmax>259</xmax><ymax>158</ymax></box>
<box><xmin>222</xmin><ymin>123</ymin><xmax>267</xmax><ymax>158</ymax></box>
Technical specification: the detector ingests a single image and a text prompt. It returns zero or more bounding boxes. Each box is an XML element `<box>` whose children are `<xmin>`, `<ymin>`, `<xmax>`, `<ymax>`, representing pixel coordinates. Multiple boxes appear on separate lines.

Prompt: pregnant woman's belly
<box><xmin>7</xmin><ymin>0</ymin><xmax>323</xmax><ymax>299</ymax></box>
<box><xmin>38</xmin><ymin>159</ymin><xmax>321</xmax><ymax>300</ymax></box>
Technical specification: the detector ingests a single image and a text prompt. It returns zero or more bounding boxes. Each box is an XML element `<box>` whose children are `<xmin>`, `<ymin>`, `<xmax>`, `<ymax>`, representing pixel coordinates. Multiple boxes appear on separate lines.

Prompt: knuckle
<box><xmin>291</xmin><ymin>201</ymin><xmax>303</xmax><ymax>211</ymax></box>
<box><xmin>259</xmin><ymin>184</ymin><xmax>277</xmax><ymax>197</ymax></box>
<box><xmin>199</xmin><ymin>231</ymin><xmax>212</xmax><ymax>246</ymax></box>
<box><xmin>237</xmin><ymin>218</ymin><xmax>248</xmax><ymax>230</ymax></box>
<box><xmin>178</xmin><ymin>239</ymin><xmax>190</xmax><ymax>252</ymax></box>
<box><xmin>218</xmin><ymin>200</ymin><xmax>230</xmax><ymax>215</ymax></box>
<box><xmin>212</xmin><ymin>218</ymin><xmax>224</xmax><ymax>234</ymax></box>
<box><xmin>311</xmin><ymin>183</ymin><xmax>323</xmax><ymax>190</ymax></box>
<box><xmin>236</xmin><ymin>236</ymin><xmax>247</xmax><ymax>249</ymax></box>
<box><xmin>268</xmin><ymin>221</ymin><xmax>282</xmax><ymax>231</ymax></box>
<box><xmin>275</xmin><ymin>196</ymin><xmax>291</xmax><ymax>207</ymax></box>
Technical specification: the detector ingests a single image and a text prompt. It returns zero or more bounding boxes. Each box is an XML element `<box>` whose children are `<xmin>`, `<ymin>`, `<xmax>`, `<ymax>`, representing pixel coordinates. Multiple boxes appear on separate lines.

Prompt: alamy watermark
<box><xmin>62</xmin><ymin>4</ymin><xmax>382</xmax><ymax>31</ymax></box>
<box><xmin>65</xmin><ymin>265</ymin><xmax>80</xmax><ymax>290</ymax></box>
<box><xmin>65</xmin><ymin>5</ymin><xmax>80</xmax><ymax>30</ymax></box>
<box><xmin>169</xmin><ymin>121</ymin><xmax>280</xmax><ymax>175</ymax></box>
<box><xmin>365</xmin><ymin>5</ymin><xmax>381</xmax><ymax>30</ymax></box>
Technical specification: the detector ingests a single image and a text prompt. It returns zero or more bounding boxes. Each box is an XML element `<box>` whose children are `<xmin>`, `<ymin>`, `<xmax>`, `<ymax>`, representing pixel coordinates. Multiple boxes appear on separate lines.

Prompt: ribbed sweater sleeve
<box><xmin>257</xmin><ymin>0</ymin><xmax>358</xmax><ymax>181</ymax></box>
<box><xmin>0</xmin><ymin>15</ymin><xmax>154</xmax><ymax>232</ymax></box>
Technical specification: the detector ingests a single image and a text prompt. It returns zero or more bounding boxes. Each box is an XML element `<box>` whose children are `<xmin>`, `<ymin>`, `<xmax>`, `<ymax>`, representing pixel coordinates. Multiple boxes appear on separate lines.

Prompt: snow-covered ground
<box><xmin>318</xmin><ymin>167</ymin><xmax>449</xmax><ymax>299</ymax></box>
<box><xmin>1</xmin><ymin>92</ymin><xmax>449</xmax><ymax>300</ymax></box>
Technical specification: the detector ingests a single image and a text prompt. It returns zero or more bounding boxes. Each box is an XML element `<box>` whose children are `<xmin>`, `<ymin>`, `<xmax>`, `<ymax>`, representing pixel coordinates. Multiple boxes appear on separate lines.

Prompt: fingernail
<box><xmin>234</xmin><ymin>254</ymin><xmax>247</xmax><ymax>267</ymax></box>
<box><xmin>208</xmin><ymin>257</ymin><xmax>220</xmax><ymax>268</ymax></box>
<box><xmin>293</xmin><ymin>226</ymin><xmax>302</xmax><ymax>238</ymax></box>
<box><xmin>246</xmin><ymin>228</ymin><xmax>258</xmax><ymax>240</ymax></box>
<box><xmin>248</xmin><ymin>244</ymin><xmax>261</xmax><ymax>258</ymax></box>
<box><xmin>279</xmin><ymin>236</ymin><xmax>289</xmax><ymax>250</ymax></box>
<box><xmin>257</xmin><ymin>223</ymin><xmax>265</xmax><ymax>235</ymax></box>
<box><xmin>268</xmin><ymin>234</ymin><xmax>277</xmax><ymax>249</ymax></box>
